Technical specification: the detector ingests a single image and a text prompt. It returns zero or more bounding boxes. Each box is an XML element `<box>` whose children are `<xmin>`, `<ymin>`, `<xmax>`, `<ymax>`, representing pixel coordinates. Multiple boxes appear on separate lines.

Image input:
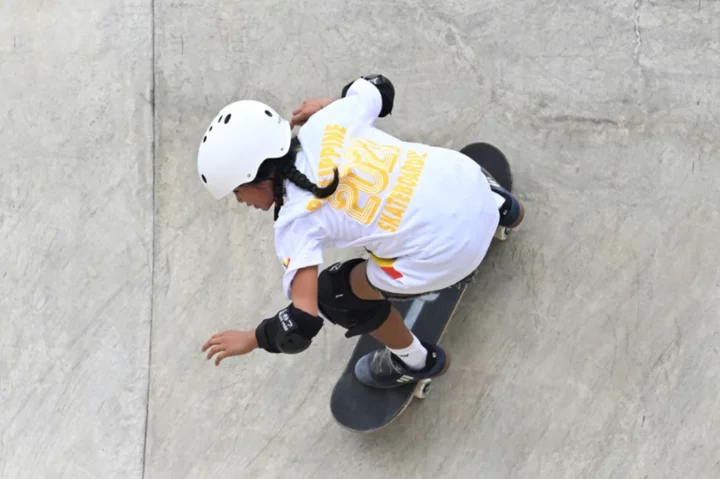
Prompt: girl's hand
<box><xmin>290</xmin><ymin>98</ymin><xmax>335</xmax><ymax>128</ymax></box>
<box><xmin>202</xmin><ymin>329</ymin><xmax>259</xmax><ymax>365</ymax></box>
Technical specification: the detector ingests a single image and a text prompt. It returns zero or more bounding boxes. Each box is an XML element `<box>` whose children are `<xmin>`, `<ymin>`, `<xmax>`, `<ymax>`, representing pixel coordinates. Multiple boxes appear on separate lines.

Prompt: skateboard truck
<box><xmin>491</xmin><ymin>190</ymin><xmax>511</xmax><ymax>241</ymax></box>
<box><xmin>494</xmin><ymin>225</ymin><xmax>510</xmax><ymax>241</ymax></box>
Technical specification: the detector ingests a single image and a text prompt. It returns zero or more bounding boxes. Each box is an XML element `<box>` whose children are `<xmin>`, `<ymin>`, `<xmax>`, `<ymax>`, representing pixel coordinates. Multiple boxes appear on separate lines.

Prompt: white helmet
<box><xmin>197</xmin><ymin>100</ymin><xmax>292</xmax><ymax>200</ymax></box>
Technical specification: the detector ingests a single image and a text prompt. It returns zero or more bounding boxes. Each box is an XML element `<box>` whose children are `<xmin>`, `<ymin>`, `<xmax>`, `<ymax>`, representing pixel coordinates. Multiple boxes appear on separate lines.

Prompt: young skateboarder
<box><xmin>199</xmin><ymin>74</ymin><xmax>524</xmax><ymax>388</ymax></box>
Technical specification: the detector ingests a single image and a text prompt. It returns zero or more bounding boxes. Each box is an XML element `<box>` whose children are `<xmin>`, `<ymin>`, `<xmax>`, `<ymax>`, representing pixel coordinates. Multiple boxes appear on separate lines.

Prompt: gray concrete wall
<box><xmin>1</xmin><ymin>1</ymin><xmax>153</xmax><ymax>478</ymax></box>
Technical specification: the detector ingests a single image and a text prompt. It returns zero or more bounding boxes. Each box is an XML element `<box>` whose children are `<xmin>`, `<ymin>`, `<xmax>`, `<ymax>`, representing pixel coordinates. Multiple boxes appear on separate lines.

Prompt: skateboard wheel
<box><xmin>414</xmin><ymin>379</ymin><xmax>432</xmax><ymax>399</ymax></box>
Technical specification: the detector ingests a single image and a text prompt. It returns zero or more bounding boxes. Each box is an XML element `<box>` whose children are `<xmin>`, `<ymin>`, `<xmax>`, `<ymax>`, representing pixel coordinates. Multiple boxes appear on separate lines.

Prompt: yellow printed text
<box><xmin>377</xmin><ymin>150</ymin><xmax>427</xmax><ymax>232</ymax></box>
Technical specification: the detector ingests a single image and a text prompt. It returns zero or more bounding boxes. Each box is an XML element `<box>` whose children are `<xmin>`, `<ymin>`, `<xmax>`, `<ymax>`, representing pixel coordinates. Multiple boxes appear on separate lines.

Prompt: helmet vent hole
<box><xmin>203</xmin><ymin>136</ymin><xmax>207</xmax><ymax>143</ymax></box>
<box><xmin>201</xmin><ymin>174</ymin><xmax>207</xmax><ymax>183</ymax></box>
<box><xmin>209</xmin><ymin>126</ymin><xmax>213</xmax><ymax>131</ymax></box>
<box><xmin>218</xmin><ymin>116</ymin><xmax>222</xmax><ymax>123</ymax></box>
<box><xmin>224</xmin><ymin>114</ymin><xmax>232</xmax><ymax>124</ymax></box>
<box><xmin>265</xmin><ymin>110</ymin><xmax>272</xmax><ymax>117</ymax></box>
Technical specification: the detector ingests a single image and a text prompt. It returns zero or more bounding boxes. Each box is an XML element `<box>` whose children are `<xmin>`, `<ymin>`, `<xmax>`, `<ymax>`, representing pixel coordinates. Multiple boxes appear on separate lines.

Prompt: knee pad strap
<box><xmin>318</xmin><ymin>259</ymin><xmax>391</xmax><ymax>337</ymax></box>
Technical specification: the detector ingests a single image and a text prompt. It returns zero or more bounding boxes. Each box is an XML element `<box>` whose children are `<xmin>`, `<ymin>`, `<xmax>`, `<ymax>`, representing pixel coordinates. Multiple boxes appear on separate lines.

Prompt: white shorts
<box><xmin>365</xmin><ymin>208</ymin><xmax>499</xmax><ymax>299</ymax></box>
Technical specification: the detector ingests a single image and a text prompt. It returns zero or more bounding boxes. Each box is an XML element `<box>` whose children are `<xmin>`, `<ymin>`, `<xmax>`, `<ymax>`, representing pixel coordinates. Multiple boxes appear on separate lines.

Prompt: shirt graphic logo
<box><xmin>369</xmin><ymin>253</ymin><xmax>403</xmax><ymax>280</ymax></box>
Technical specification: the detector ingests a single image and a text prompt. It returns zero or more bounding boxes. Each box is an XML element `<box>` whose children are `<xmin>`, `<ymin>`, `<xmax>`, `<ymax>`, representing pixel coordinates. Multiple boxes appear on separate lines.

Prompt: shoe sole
<box><xmin>482</xmin><ymin>166</ymin><xmax>524</xmax><ymax>230</ymax></box>
<box><xmin>436</xmin><ymin>350</ymin><xmax>452</xmax><ymax>377</ymax></box>
<box><xmin>506</xmin><ymin>200</ymin><xmax>525</xmax><ymax>229</ymax></box>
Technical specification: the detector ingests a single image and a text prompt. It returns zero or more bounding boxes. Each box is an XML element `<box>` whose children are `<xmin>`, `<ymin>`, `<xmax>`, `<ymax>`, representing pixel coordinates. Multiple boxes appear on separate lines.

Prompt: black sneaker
<box><xmin>483</xmin><ymin>170</ymin><xmax>524</xmax><ymax>228</ymax></box>
<box><xmin>353</xmin><ymin>340</ymin><xmax>451</xmax><ymax>389</ymax></box>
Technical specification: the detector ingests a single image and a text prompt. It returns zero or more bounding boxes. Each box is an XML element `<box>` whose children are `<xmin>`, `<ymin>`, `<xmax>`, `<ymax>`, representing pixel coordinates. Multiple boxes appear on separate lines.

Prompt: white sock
<box><xmin>388</xmin><ymin>334</ymin><xmax>428</xmax><ymax>371</ymax></box>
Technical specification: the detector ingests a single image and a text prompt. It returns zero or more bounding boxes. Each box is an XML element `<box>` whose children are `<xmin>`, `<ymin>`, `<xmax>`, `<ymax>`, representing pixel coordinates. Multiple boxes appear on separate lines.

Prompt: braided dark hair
<box><xmin>253</xmin><ymin>136</ymin><xmax>339</xmax><ymax>220</ymax></box>
<box><xmin>281</xmin><ymin>159</ymin><xmax>339</xmax><ymax>198</ymax></box>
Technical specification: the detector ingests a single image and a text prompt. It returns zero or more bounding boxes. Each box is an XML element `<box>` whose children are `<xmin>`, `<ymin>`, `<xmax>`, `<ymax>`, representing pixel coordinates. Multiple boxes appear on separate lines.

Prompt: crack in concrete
<box><xmin>539</xmin><ymin>114</ymin><xmax>622</xmax><ymax>127</ymax></box>
<box><xmin>142</xmin><ymin>1</ymin><xmax>156</xmax><ymax>478</ymax></box>
<box><xmin>633</xmin><ymin>0</ymin><xmax>643</xmax><ymax>64</ymax></box>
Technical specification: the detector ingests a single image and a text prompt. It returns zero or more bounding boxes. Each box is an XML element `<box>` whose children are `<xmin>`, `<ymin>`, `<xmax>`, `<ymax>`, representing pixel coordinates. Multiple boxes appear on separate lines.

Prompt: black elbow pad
<box><xmin>341</xmin><ymin>74</ymin><xmax>395</xmax><ymax>117</ymax></box>
<box><xmin>255</xmin><ymin>304</ymin><xmax>323</xmax><ymax>354</ymax></box>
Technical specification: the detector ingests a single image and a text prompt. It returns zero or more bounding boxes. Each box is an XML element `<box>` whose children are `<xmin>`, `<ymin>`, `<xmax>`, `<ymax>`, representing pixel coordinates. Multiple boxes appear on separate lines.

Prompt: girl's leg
<box><xmin>348</xmin><ymin>261</ymin><xmax>413</xmax><ymax>349</ymax></box>
<box><xmin>348</xmin><ymin>260</ymin><xmax>451</xmax><ymax>388</ymax></box>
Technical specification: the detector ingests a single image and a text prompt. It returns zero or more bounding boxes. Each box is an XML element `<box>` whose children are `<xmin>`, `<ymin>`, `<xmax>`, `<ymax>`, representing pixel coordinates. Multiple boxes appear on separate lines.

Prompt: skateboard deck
<box><xmin>329</xmin><ymin>142</ymin><xmax>514</xmax><ymax>432</ymax></box>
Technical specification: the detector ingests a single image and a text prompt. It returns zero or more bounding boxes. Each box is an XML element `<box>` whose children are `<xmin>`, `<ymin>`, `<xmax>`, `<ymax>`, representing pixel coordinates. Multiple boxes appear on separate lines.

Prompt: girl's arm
<box><xmin>289</xmin><ymin>266</ymin><xmax>319</xmax><ymax>316</ymax></box>
<box><xmin>202</xmin><ymin>266</ymin><xmax>324</xmax><ymax>365</ymax></box>
<box><xmin>253</xmin><ymin>266</ymin><xmax>324</xmax><ymax>354</ymax></box>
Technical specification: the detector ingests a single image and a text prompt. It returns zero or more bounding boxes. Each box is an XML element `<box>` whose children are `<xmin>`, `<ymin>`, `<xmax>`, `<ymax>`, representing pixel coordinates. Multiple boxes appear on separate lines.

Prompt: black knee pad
<box><xmin>318</xmin><ymin>258</ymin><xmax>391</xmax><ymax>338</ymax></box>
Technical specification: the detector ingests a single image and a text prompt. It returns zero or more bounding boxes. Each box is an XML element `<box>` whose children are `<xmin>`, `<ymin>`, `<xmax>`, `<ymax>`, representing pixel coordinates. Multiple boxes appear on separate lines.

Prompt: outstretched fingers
<box><xmin>214</xmin><ymin>351</ymin><xmax>230</xmax><ymax>366</ymax></box>
<box><xmin>201</xmin><ymin>329</ymin><xmax>257</xmax><ymax>365</ymax></box>
<box><xmin>201</xmin><ymin>332</ymin><xmax>223</xmax><ymax>351</ymax></box>
<box><xmin>202</xmin><ymin>331</ymin><xmax>231</xmax><ymax>362</ymax></box>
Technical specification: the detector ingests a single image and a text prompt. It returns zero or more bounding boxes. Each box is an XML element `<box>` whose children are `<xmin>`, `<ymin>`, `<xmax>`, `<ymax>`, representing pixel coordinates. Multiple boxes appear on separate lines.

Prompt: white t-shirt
<box><xmin>274</xmin><ymin>78</ymin><xmax>500</xmax><ymax>297</ymax></box>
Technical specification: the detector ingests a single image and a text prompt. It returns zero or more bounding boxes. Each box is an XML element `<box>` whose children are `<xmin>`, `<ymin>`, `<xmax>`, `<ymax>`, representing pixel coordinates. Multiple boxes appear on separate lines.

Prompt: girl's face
<box><xmin>233</xmin><ymin>180</ymin><xmax>275</xmax><ymax>211</ymax></box>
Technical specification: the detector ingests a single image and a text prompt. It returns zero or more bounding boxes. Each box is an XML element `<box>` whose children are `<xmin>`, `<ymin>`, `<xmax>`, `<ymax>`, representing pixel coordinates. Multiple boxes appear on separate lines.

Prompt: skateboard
<box><xmin>329</xmin><ymin>142</ymin><xmax>515</xmax><ymax>432</ymax></box>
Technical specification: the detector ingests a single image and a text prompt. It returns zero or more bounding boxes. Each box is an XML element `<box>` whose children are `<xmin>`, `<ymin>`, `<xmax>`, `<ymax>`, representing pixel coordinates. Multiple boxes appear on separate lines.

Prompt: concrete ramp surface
<box><xmin>2</xmin><ymin>1</ymin><xmax>719</xmax><ymax>478</ymax></box>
